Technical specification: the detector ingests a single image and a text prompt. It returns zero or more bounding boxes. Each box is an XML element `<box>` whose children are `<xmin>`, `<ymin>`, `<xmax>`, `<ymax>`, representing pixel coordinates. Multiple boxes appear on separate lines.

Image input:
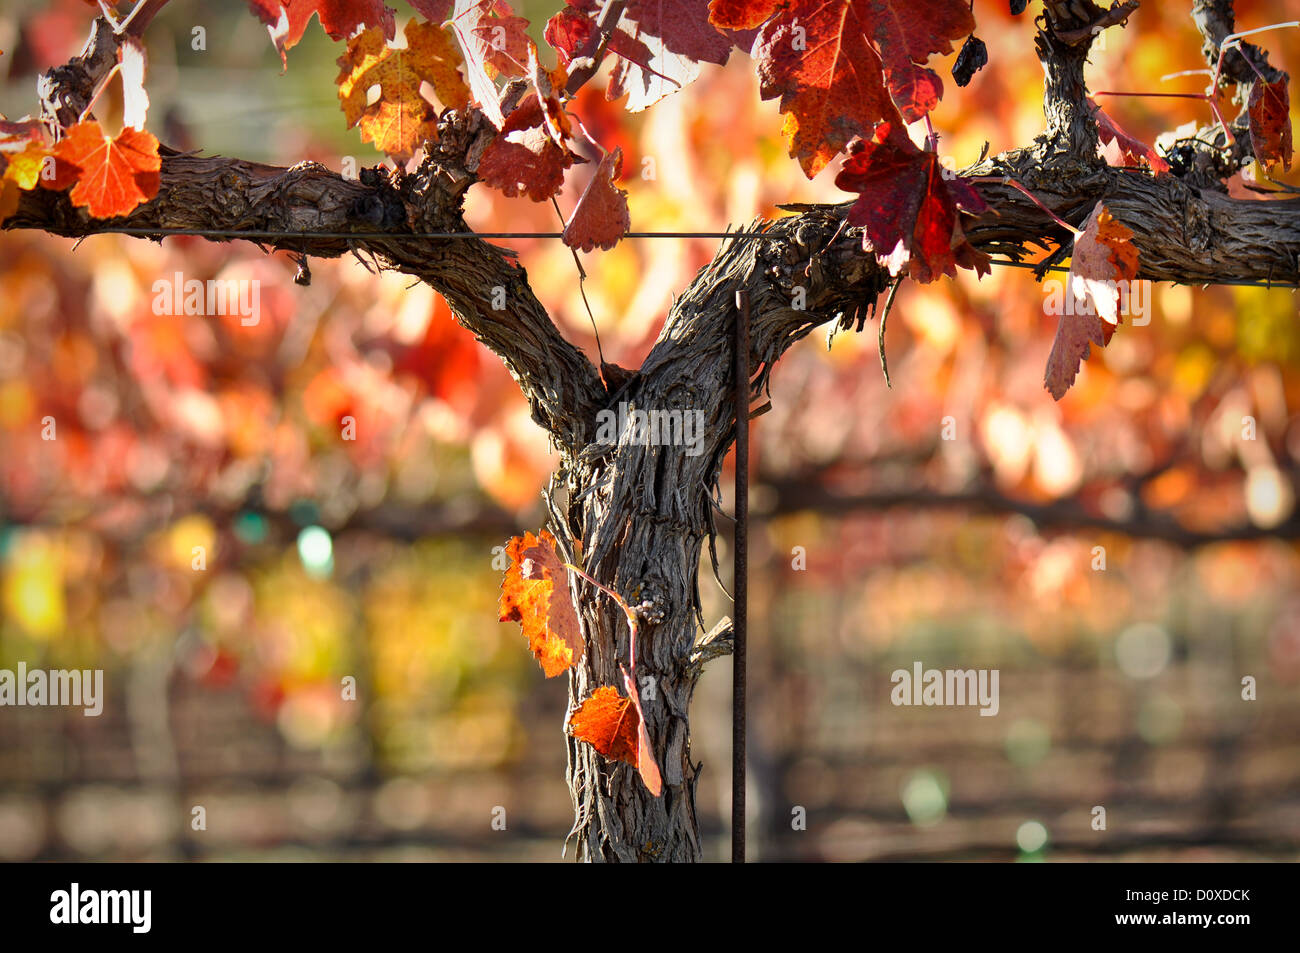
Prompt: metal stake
<box><xmin>732</xmin><ymin>288</ymin><xmax>750</xmax><ymax>864</ymax></box>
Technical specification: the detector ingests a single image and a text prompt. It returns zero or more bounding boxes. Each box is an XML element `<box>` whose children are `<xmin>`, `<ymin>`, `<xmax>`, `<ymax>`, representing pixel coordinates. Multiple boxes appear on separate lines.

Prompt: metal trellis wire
<box><xmin>51</xmin><ymin>227</ymin><xmax>1300</xmax><ymax>289</ymax></box>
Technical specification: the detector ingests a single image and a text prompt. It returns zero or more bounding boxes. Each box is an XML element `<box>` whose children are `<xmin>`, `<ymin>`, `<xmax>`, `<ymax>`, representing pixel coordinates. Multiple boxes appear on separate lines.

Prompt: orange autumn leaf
<box><xmin>499</xmin><ymin>529</ymin><xmax>584</xmax><ymax>677</ymax></box>
<box><xmin>568</xmin><ymin>684</ymin><xmax>663</xmax><ymax>796</ymax></box>
<box><xmin>1069</xmin><ymin>202</ymin><xmax>1139</xmax><ymax>326</ymax></box>
<box><xmin>336</xmin><ymin>20</ymin><xmax>471</xmax><ymax>161</ymax></box>
<box><xmin>358</xmin><ymin>97</ymin><xmax>437</xmax><ymax>161</ymax></box>
<box><xmin>46</xmin><ymin>120</ymin><xmax>160</xmax><ymax>218</ymax></box>
<box><xmin>1044</xmin><ymin>202</ymin><xmax>1140</xmax><ymax>400</ymax></box>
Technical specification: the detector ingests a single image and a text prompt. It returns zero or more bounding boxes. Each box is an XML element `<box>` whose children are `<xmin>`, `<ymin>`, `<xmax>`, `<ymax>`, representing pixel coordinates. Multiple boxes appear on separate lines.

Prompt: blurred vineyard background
<box><xmin>0</xmin><ymin>0</ymin><xmax>1298</xmax><ymax>861</ymax></box>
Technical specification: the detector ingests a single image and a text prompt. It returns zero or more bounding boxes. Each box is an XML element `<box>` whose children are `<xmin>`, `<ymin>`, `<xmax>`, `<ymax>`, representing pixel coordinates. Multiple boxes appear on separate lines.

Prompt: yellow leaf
<box><xmin>336</xmin><ymin>20</ymin><xmax>470</xmax><ymax>160</ymax></box>
<box><xmin>3</xmin><ymin>141</ymin><xmax>49</xmax><ymax>190</ymax></box>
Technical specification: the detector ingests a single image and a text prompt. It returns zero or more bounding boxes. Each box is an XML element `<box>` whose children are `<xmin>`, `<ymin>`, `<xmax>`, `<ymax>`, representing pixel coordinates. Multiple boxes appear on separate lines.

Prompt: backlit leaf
<box><xmin>568</xmin><ymin>684</ymin><xmax>663</xmax><ymax>795</ymax></box>
<box><xmin>46</xmin><ymin>120</ymin><xmax>160</xmax><ymax>219</ymax></box>
<box><xmin>499</xmin><ymin>529</ymin><xmax>585</xmax><ymax>677</ymax></box>
<box><xmin>563</xmin><ymin>147</ymin><xmax>631</xmax><ymax>251</ymax></box>
<box><xmin>336</xmin><ymin>20</ymin><xmax>470</xmax><ymax>161</ymax></box>
<box><xmin>834</xmin><ymin>121</ymin><xmax>988</xmax><ymax>283</ymax></box>
<box><xmin>247</xmin><ymin>0</ymin><xmax>396</xmax><ymax>67</ymax></box>
<box><xmin>1248</xmin><ymin>78</ymin><xmax>1293</xmax><ymax>173</ymax></box>
<box><xmin>755</xmin><ymin>0</ymin><xmax>974</xmax><ymax>176</ymax></box>
<box><xmin>1044</xmin><ymin>202</ymin><xmax>1141</xmax><ymax>399</ymax></box>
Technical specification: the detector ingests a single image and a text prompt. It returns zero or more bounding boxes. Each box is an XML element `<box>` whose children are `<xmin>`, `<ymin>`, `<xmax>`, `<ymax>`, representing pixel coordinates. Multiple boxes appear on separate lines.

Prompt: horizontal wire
<box><xmin>102</xmin><ymin>227</ymin><xmax>768</xmax><ymax>240</ymax></box>
<box><xmin>56</xmin><ymin>227</ymin><xmax>1300</xmax><ymax>289</ymax></box>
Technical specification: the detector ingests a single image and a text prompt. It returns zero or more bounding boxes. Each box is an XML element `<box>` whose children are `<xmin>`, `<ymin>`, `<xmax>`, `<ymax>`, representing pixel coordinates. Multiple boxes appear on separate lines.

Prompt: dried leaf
<box><xmin>951</xmin><ymin>34</ymin><xmax>986</xmax><ymax>88</ymax></box>
<box><xmin>1248</xmin><ymin>78</ymin><xmax>1293</xmax><ymax>173</ymax></box>
<box><xmin>336</xmin><ymin>20</ymin><xmax>470</xmax><ymax>161</ymax></box>
<box><xmin>563</xmin><ymin>147</ymin><xmax>630</xmax><ymax>251</ymax></box>
<box><xmin>1043</xmin><ymin>202</ymin><xmax>1140</xmax><ymax>399</ymax></box>
<box><xmin>568</xmin><ymin>685</ymin><xmax>663</xmax><ymax>796</ymax></box>
<box><xmin>499</xmin><ymin>529</ymin><xmax>584</xmax><ymax>677</ymax></box>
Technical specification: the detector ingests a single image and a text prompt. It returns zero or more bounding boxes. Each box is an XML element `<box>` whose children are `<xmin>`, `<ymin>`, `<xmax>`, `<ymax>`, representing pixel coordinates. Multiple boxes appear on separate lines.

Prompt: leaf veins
<box><xmin>833</xmin><ymin>120</ymin><xmax>988</xmax><ymax>283</ymax></box>
<box><xmin>499</xmin><ymin>529</ymin><xmax>585</xmax><ymax>677</ymax></box>
<box><xmin>1043</xmin><ymin>202</ymin><xmax>1141</xmax><ymax>400</ymax></box>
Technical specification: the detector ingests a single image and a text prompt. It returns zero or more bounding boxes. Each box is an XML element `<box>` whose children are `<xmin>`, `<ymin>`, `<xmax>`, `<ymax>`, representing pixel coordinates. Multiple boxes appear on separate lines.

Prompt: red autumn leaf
<box><xmin>476</xmin><ymin>93</ymin><xmax>583</xmax><ymax>200</ymax></box>
<box><xmin>1044</xmin><ymin>202</ymin><xmax>1141</xmax><ymax>400</ymax></box>
<box><xmin>46</xmin><ymin>120</ymin><xmax>160</xmax><ymax>219</ymax></box>
<box><xmin>888</xmin><ymin>64</ymin><xmax>943</xmax><ymax>124</ymax></box>
<box><xmin>547</xmin><ymin>0</ymin><xmax>724</xmax><ymax>112</ymax></box>
<box><xmin>546</xmin><ymin>6</ymin><xmax>658</xmax><ymax>95</ymax></box>
<box><xmin>708</xmin><ymin>0</ymin><xmax>780</xmax><ymax>31</ymax></box>
<box><xmin>545</xmin><ymin>5</ymin><xmax>595</xmax><ymax>62</ymax></box>
<box><xmin>833</xmin><ymin>121</ymin><xmax>988</xmax><ymax>283</ymax></box>
<box><xmin>623</xmin><ymin>0</ymin><xmax>733</xmax><ymax>66</ymax></box>
<box><xmin>408</xmin><ymin>0</ymin><xmax>453</xmax><ymax>21</ymax></box>
<box><xmin>755</xmin><ymin>0</ymin><xmax>974</xmax><ymax>177</ymax></box>
<box><xmin>1088</xmin><ymin>98</ymin><xmax>1170</xmax><ymax>174</ymax></box>
<box><xmin>568</xmin><ymin>684</ymin><xmax>663</xmax><ymax>796</ymax></box>
<box><xmin>247</xmin><ymin>0</ymin><xmax>396</xmax><ymax>65</ymax></box>
<box><xmin>547</xmin><ymin>3</ymin><xmax>647</xmax><ymax>67</ymax></box>
<box><xmin>499</xmin><ymin>529</ymin><xmax>585</xmax><ymax>677</ymax></box>
<box><xmin>563</xmin><ymin>147</ymin><xmax>631</xmax><ymax>252</ymax></box>
<box><xmin>449</xmin><ymin>0</ymin><xmax>532</xmax><ymax>79</ymax></box>
<box><xmin>1043</xmin><ymin>309</ymin><xmax>1111</xmax><ymax>403</ymax></box>
<box><xmin>1248</xmin><ymin>78</ymin><xmax>1293</xmax><ymax>173</ymax></box>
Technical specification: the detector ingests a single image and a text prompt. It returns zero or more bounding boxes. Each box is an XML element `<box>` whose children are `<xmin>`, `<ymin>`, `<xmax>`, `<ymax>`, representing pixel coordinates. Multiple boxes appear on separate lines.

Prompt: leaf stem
<box><xmin>970</xmin><ymin>175</ymin><xmax>1080</xmax><ymax>236</ymax></box>
<box><xmin>565</xmin><ymin>563</ymin><xmax>638</xmax><ymax>634</ymax></box>
<box><xmin>1212</xmin><ymin>22</ymin><xmax>1300</xmax><ymax>89</ymax></box>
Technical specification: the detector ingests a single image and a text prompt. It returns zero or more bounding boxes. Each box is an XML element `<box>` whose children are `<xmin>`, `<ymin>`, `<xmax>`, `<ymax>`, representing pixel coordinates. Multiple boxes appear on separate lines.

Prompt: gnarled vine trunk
<box><xmin>548</xmin><ymin>218</ymin><xmax>890</xmax><ymax>860</ymax></box>
<box><xmin>559</xmin><ymin>362</ymin><xmax>730</xmax><ymax>861</ymax></box>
